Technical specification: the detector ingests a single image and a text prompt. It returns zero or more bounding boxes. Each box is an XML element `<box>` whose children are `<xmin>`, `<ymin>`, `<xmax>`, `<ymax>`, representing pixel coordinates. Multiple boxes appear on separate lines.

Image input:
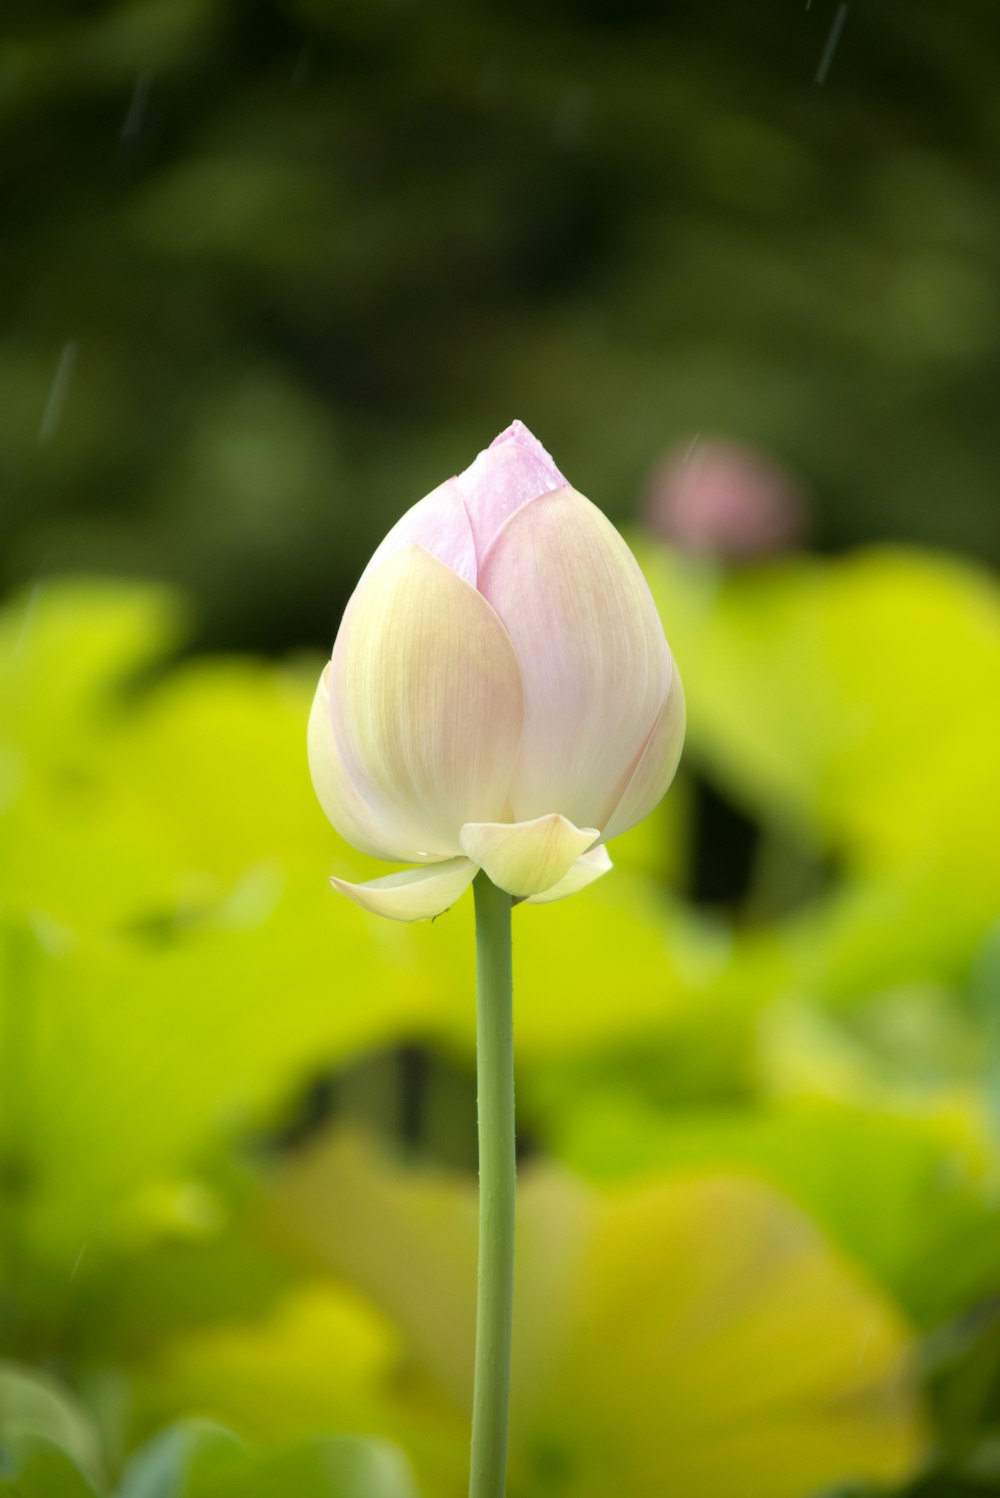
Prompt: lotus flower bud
<box><xmin>309</xmin><ymin>421</ymin><xmax>685</xmax><ymax>920</ymax></box>
<box><xmin>644</xmin><ymin>438</ymin><xmax>807</xmax><ymax>560</ymax></box>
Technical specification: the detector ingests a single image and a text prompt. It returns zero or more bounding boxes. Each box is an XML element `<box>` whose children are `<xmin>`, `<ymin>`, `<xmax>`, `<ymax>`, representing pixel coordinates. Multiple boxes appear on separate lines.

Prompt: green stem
<box><xmin>469</xmin><ymin>871</ymin><xmax>515</xmax><ymax>1498</ymax></box>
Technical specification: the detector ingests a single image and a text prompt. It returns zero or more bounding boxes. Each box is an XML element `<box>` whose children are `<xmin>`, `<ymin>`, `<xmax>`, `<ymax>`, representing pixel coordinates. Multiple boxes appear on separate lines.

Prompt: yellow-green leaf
<box><xmin>272</xmin><ymin>1134</ymin><xmax>924</xmax><ymax>1498</ymax></box>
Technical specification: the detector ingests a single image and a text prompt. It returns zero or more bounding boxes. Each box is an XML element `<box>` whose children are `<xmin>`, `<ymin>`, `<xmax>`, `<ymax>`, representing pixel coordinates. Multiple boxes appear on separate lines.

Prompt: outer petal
<box><xmin>478</xmin><ymin>488</ymin><xmax>670</xmax><ymax>828</ymax></box>
<box><xmin>456</xmin><ymin>420</ymin><xmax>565</xmax><ymax>560</ymax></box>
<box><xmin>526</xmin><ymin>845</ymin><xmax>613</xmax><ymax>904</ymax></box>
<box><xmin>332</xmin><ymin>544</ymin><xmax>524</xmax><ymax>857</ymax></box>
<box><xmin>460</xmin><ymin>814</ymin><xmax>598</xmax><ymax>897</ymax></box>
<box><xmin>600</xmin><ymin>666</ymin><xmax>686</xmax><ymax>843</ymax></box>
<box><xmin>331</xmin><ymin>858</ymin><xmax>477</xmax><ymax>922</ymax></box>
<box><xmin>361</xmin><ymin>477</ymin><xmax>477</xmax><ymax>586</ymax></box>
<box><xmin>307</xmin><ymin>665</ymin><xmax>399</xmax><ymax>859</ymax></box>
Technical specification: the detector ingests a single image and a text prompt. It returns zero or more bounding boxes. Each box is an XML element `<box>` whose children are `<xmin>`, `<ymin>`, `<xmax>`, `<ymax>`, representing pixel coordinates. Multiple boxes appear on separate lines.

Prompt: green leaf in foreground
<box><xmin>134</xmin><ymin>1283</ymin><xmax>399</xmax><ymax>1449</ymax></box>
<box><xmin>202</xmin><ymin>1435</ymin><xmax>421</xmax><ymax>1498</ymax></box>
<box><xmin>117</xmin><ymin>1421</ymin><xmax>245</xmax><ymax>1498</ymax></box>
<box><xmin>271</xmin><ymin>1133</ymin><xmax>926</xmax><ymax>1498</ymax></box>
<box><xmin>119</xmin><ymin>1421</ymin><xmax>421</xmax><ymax>1498</ymax></box>
<box><xmin>0</xmin><ymin>1361</ymin><xmax>103</xmax><ymax>1483</ymax></box>
<box><xmin>550</xmin><ymin>1011</ymin><xmax>1000</xmax><ymax>1325</ymax></box>
<box><xmin>0</xmin><ymin>1439</ymin><xmax>99</xmax><ymax>1497</ymax></box>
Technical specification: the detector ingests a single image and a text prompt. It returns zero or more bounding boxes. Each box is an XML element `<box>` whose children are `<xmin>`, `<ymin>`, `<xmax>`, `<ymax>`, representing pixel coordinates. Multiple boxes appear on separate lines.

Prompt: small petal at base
<box><xmin>460</xmin><ymin>814</ymin><xmax>598</xmax><ymax>897</ymax></box>
<box><xmin>331</xmin><ymin>858</ymin><xmax>477</xmax><ymax>922</ymax></box>
<box><xmin>526</xmin><ymin>845</ymin><xmax>613</xmax><ymax>904</ymax></box>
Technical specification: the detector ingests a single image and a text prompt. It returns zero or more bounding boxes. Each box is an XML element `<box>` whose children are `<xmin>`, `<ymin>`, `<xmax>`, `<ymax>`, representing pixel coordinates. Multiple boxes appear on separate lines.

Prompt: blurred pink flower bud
<box><xmin>644</xmin><ymin>439</ymin><xmax>807</xmax><ymax>560</ymax></box>
<box><xmin>309</xmin><ymin>421</ymin><xmax>685</xmax><ymax>920</ymax></box>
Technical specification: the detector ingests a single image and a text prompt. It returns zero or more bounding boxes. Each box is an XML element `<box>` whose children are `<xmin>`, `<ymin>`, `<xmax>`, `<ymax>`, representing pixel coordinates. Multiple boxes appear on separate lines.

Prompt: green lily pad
<box><xmin>0</xmin><ymin>1439</ymin><xmax>100</xmax><ymax>1497</ymax></box>
<box><xmin>117</xmin><ymin>1421</ymin><xmax>246</xmax><ymax>1498</ymax></box>
<box><xmin>118</xmin><ymin>1422</ymin><xmax>421</xmax><ymax>1498</ymax></box>
<box><xmin>0</xmin><ymin>1361</ymin><xmax>103</xmax><ymax>1483</ymax></box>
<box><xmin>272</xmin><ymin>1133</ymin><xmax>925</xmax><ymax>1498</ymax></box>
<box><xmin>135</xmin><ymin>1284</ymin><xmax>398</xmax><ymax>1449</ymax></box>
<box><xmin>199</xmin><ymin>1435</ymin><xmax>421</xmax><ymax>1498</ymax></box>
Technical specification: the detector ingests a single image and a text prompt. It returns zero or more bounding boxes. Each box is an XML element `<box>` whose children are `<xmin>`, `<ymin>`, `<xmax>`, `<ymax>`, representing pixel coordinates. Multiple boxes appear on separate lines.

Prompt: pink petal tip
<box><xmin>457</xmin><ymin>420</ymin><xmax>568</xmax><ymax>557</ymax></box>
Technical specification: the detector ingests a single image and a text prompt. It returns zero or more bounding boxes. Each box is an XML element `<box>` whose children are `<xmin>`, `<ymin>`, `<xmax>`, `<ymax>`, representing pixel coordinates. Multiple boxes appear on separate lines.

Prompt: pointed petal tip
<box><xmin>488</xmin><ymin>419</ymin><xmax>558</xmax><ymax>463</ymax></box>
<box><xmin>457</xmin><ymin>421</ymin><xmax>567</xmax><ymax>556</ymax></box>
<box><xmin>525</xmin><ymin>844</ymin><xmax>613</xmax><ymax>904</ymax></box>
<box><xmin>496</xmin><ymin>419</ymin><xmax>564</xmax><ymax>483</ymax></box>
<box><xmin>488</xmin><ymin>419</ymin><xmax>523</xmax><ymax>448</ymax></box>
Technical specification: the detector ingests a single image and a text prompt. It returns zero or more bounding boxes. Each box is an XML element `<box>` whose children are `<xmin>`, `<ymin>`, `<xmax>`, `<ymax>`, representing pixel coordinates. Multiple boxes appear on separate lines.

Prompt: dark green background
<box><xmin>4</xmin><ymin>0</ymin><xmax>998</xmax><ymax>651</ymax></box>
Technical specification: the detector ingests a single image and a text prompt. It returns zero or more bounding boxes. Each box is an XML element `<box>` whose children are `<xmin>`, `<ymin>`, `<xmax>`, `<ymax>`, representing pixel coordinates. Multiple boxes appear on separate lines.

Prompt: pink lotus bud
<box><xmin>644</xmin><ymin>438</ymin><xmax>807</xmax><ymax>560</ymax></box>
<box><xmin>309</xmin><ymin>421</ymin><xmax>685</xmax><ymax>920</ymax></box>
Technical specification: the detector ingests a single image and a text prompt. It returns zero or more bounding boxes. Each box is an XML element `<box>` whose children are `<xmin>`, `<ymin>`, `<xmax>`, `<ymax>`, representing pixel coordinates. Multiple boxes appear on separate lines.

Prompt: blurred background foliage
<box><xmin>3</xmin><ymin>1</ymin><xmax>1000</xmax><ymax>1495</ymax></box>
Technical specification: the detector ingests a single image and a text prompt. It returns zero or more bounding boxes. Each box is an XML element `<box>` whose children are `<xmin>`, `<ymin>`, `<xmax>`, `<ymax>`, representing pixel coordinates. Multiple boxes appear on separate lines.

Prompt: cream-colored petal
<box><xmin>600</xmin><ymin>666</ymin><xmax>686</xmax><ymax>844</ymax></box>
<box><xmin>525</xmin><ymin>845</ymin><xmax>613</xmax><ymax>904</ymax></box>
<box><xmin>330</xmin><ymin>857</ymin><xmax>477</xmax><ymax>922</ymax></box>
<box><xmin>332</xmin><ymin>544</ymin><xmax>524</xmax><ymax>856</ymax></box>
<box><xmin>307</xmin><ymin>665</ymin><xmax>401</xmax><ymax>859</ymax></box>
<box><xmin>478</xmin><ymin>488</ymin><xmax>670</xmax><ymax>829</ymax></box>
<box><xmin>460</xmin><ymin>814</ymin><xmax>598</xmax><ymax>897</ymax></box>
